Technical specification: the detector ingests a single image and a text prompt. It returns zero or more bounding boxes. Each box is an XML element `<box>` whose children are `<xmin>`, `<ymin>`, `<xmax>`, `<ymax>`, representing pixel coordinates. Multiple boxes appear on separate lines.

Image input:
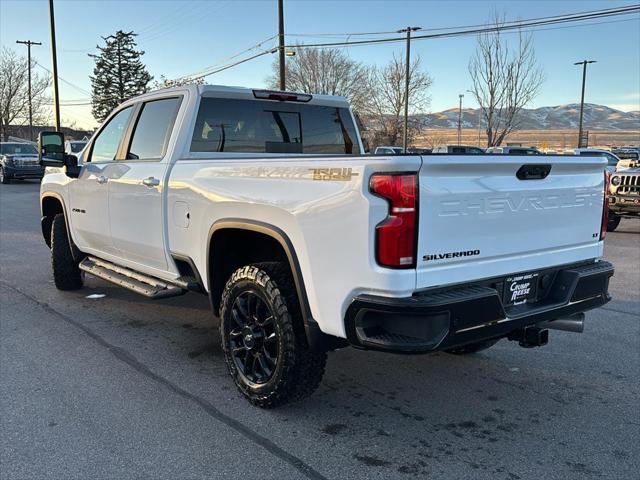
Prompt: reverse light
<box><xmin>601</xmin><ymin>171</ymin><xmax>610</xmax><ymax>241</ymax></box>
<box><xmin>369</xmin><ymin>173</ymin><xmax>418</xmax><ymax>268</ymax></box>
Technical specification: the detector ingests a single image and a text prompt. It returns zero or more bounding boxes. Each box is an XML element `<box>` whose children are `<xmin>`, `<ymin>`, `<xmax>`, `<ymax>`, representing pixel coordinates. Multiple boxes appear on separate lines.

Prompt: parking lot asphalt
<box><xmin>1</xmin><ymin>181</ymin><xmax>638</xmax><ymax>480</ymax></box>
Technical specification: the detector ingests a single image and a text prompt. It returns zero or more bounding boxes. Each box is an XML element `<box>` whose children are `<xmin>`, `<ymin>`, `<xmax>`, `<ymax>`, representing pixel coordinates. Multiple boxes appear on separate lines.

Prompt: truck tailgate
<box><xmin>416</xmin><ymin>155</ymin><xmax>606</xmax><ymax>289</ymax></box>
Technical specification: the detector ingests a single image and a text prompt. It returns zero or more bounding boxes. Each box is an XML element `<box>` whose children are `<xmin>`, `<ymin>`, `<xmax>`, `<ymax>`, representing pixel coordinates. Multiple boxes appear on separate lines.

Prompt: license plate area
<box><xmin>503</xmin><ymin>272</ymin><xmax>539</xmax><ymax>306</ymax></box>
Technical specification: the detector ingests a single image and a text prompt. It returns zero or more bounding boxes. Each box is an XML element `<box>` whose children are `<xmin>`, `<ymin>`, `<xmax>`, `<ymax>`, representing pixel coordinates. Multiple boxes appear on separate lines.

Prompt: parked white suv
<box><xmin>38</xmin><ymin>85</ymin><xmax>614</xmax><ymax>407</ymax></box>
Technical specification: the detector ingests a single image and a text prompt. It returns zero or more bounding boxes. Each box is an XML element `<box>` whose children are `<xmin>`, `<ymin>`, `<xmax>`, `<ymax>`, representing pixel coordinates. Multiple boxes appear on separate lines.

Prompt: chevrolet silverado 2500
<box><xmin>38</xmin><ymin>85</ymin><xmax>614</xmax><ymax>408</ymax></box>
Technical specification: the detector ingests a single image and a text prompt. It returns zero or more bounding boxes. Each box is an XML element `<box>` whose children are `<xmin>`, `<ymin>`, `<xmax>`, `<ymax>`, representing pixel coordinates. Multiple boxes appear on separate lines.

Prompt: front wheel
<box><xmin>219</xmin><ymin>262</ymin><xmax>326</xmax><ymax>408</ymax></box>
<box><xmin>51</xmin><ymin>214</ymin><xmax>84</xmax><ymax>290</ymax></box>
<box><xmin>607</xmin><ymin>213</ymin><xmax>621</xmax><ymax>232</ymax></box>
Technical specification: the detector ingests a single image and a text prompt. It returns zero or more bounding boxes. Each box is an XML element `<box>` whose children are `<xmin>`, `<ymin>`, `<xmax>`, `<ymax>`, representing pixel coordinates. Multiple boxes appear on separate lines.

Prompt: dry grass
<box><xmin>415</xmin><ymin>129</ymin><xmax>640</xmax><ymax>151</ymax></box>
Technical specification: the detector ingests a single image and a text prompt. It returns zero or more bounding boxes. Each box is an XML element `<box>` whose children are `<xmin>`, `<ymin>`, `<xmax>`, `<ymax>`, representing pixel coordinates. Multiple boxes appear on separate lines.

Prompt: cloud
<box><xmin>606</xmin><ymin>103</ymin><xmax>640</xmax><ymax>112</ymax></box>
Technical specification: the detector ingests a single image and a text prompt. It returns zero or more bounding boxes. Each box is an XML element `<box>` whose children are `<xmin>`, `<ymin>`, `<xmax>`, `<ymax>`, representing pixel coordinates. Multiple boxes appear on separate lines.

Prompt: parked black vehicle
<box><xmin>608</xmin><ymin>168</ymin><xmax>640</xmax><ymax>231</ymax></box>
<box><xmin>0</xmin><ymin>142</ymin><xmax>44</xmax><ymax>184</ymax></box>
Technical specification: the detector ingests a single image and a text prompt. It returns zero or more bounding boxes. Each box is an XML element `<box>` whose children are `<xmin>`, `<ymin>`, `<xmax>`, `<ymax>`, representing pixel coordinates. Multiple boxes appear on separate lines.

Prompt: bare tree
<box><xmin>468</xmin><ymin>15</ymin><xmax>544</xmax><ymax>147</ymax></box>
<box><xmin>0</xmin><ymin>47</ymin><xmax>50</xmax><ymax>141</ymax></box>
<box><xmin>267</xmin><ymin>46</ymin><xmax>372</xmax><ymax>112</ymax></box>
<box><xmin>365</xmin><ymin>53</ymin><xmax>432</xmax><ymax>148</ymax></box>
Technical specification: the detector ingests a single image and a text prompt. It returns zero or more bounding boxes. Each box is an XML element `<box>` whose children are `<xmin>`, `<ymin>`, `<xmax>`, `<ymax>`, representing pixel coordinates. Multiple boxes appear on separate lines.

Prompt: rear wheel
<box><xmin>446</xmin><ymin>338</ymin><xmax>499</xmax><ymax>355</ymax></box>
<box><xmin>607</xmin><ymin>213</ymin><xmax>621</xmax><ymax>232</ymax></box>
<box><xmin>219</xmin><ymin>262</ymin><xmax>326</xmax><ymax>408</ymax></box>
<box><xmin>0</xmin><ymin>167</ymin><xmax>10</xmax><ymax>184</ymax></box>
<box><xmin>51</xmin><ymin>214</ymin><xmax>84</xmax><ymax>290</ymax></box>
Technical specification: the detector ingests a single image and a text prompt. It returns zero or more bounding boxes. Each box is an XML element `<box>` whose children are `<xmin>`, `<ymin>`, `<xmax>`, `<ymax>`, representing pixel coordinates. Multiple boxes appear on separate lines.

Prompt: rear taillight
<box><xmin>601</xmin><ymin>171</ymin><xmax>610</xmax><ymax>240</ymax></box>
<box><xmin>370</xmin><ymin>173</ymin><xmax>418</xmax><ymax>268</ymax></box>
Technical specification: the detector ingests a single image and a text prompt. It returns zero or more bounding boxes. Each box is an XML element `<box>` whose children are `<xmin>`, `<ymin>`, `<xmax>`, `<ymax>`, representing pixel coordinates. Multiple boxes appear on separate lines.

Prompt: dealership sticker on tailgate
<box><xmin>503</xmin><ymin>272</ymin><xmax>539</xmax><ymax>306</ymax></box>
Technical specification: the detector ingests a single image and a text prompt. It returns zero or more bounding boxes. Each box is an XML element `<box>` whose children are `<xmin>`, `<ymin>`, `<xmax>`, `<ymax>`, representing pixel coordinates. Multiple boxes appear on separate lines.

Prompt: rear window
<box><xmin>190</xmin><ymin>98</ymin><xmax>360</xmax><ymax>155</ymax></box>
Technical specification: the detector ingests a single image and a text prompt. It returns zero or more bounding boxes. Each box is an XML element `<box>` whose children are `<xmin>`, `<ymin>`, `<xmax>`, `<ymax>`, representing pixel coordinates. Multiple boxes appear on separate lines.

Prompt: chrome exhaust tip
<box><xmin>539</xmin><ymin>313</ymin><xmax>585</xmax><ymax>333</ymax></box>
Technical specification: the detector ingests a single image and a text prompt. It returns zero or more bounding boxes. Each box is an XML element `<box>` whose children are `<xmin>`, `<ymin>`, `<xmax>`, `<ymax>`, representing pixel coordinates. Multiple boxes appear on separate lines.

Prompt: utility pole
<box><xmin>398</xmin><ymin>27</ymin><xmax>421</xmax><ymax>152</ymax></box>
<box><xmin>574</xmin><ymin>59</ymin><xmax>596</xmax><ymax>148</ymax></box>
<box><xmin>457</xmin><ymin>94</ymin><xmax>464</xmax><ymax>145</ymax></box>
<box><xmin>47</xmin><ymin>0</ymin><xmax>61</xmax><ymax>131</ymax></box>
<box><xmin>278</xmin><ymin>0</ymin><xmax>286</xmax><ymax>90</ymax></box>
<box><xmin>16</xmin><ymin>40</ymin><xmax>42</xmax><ymax>141</ymax></box>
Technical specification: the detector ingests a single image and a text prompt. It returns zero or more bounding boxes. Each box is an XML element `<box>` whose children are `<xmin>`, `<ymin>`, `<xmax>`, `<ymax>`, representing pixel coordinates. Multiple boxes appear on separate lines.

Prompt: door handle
<box><xmin>96</xmin><ymin>175</ymin><xmax>108</xmax><ymax>184</ymax></box>
<box><xmin>142</xmin><ymin>176</ymin><xmax>160</xmax><ymax>187</ymax></box>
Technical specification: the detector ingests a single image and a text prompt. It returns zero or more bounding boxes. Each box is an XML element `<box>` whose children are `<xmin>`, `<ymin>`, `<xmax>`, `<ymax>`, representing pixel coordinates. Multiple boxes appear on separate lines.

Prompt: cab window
<box><xmin>89</xmin><ymin>106</ymin><xmax>134</xmax><ymax>162</ymax></box>
<box><xmin>127</xmin><ymin>97</ymin><xmax>182</xmax><ymax>160</ymax></box>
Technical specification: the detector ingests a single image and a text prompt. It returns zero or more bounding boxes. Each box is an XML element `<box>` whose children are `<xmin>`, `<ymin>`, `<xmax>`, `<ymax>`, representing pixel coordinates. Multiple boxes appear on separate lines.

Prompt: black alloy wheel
<box><xmin>228</xmin><ymin>290</ymin><xmax>280</xmax><ymax>384</ymax></box>
<box><xmin>219</xmin><ymin>262</ymin><xmax>327</xmax><ymax>408</ymax></box>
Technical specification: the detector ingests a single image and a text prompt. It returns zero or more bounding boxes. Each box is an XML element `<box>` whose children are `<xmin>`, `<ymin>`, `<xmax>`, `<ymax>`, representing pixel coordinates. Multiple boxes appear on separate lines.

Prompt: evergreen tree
<box><xmin>89</xmin><ymin>31</ymin><xmax>152</xmax><ymax>122</ymax></box>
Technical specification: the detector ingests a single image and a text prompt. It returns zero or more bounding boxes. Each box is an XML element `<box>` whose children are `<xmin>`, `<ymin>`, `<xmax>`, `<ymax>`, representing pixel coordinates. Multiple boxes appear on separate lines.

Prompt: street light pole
<box><xmin>574</xmin><ymin>59</ymin><xmax>596</xmax><ymax>148</ymax></box>
<box><xmin>278</xmin><ymin>0</ymin><xmax>286</xmax><ymax>90</ymax></box>
<box><xmin>398</xmin><ymin>26</ymin><xmax>421</xmax><ymax>152</ymax></box>
<box><xmin>47</xmin><ymin>0</ymin><xmax>61</xmax><ymax>131</ymax></box>
<box><xmin>465</xmin><ymin>89</ymin><xmax>481</xmax><ymax>147</ymax></box>
<box><xmin>457</xmin><ymin>94</ymin><xmax>464</xmax><ymax>145</ymax></box>
<box><xmin>16</xmin><ymin>40</ymin><xmax>42</xmax><ymax>141</ymax></box>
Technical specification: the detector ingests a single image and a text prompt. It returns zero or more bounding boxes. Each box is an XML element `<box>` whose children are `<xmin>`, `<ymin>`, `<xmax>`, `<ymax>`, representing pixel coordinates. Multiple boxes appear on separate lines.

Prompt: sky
<box><xmin>1</xmin><ymin>0</ymin><xmax>639</xmax><ymax>129</ymax></box>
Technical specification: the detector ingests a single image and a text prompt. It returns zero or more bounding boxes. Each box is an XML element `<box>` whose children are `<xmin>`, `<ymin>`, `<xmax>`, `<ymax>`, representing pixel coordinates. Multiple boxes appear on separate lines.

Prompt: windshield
<box><xmin>0</xmin><ymin>143</ymin><xmax>37</xmax><ymax>155</ymax></box>
<box><xmin>580</xmin><ymin>151</ymin><xmax>619</xmax><ymax>166</ymax></box>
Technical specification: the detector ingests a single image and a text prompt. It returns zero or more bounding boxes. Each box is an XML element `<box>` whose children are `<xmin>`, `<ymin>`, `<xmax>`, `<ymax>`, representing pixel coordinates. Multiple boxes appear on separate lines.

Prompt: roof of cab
<box><xmin>132</xmin><ymin>84</ymin><xmax>350</xmax><ymax>109</ymax></box>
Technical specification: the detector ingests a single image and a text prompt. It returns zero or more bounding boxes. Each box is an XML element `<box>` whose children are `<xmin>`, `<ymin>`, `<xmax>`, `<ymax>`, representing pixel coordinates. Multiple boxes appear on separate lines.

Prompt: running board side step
<box><xmin>79</xmin><ymin>256</ymin><xmax>187</xmax><ymax>299</ymax></box>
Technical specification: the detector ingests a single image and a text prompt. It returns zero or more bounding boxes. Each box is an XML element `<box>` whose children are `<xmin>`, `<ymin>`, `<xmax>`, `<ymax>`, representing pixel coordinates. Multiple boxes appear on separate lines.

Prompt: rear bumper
<box><xmin>344</xmin><ymin>260</ymin><xmax>614</xmax><ymax>353</ymax></box>
<box><xmin>3</xmin><ymin>165</ymin><xmax>44</xmax><ymax>179</ymax></box>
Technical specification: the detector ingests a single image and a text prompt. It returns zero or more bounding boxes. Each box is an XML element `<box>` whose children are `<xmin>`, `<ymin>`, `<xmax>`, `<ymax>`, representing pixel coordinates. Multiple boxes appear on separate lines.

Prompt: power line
<box><xmin>282</xmin><ymin>5</ymin><xmax>640</xmax><ymax>49</ymax></box>
<box><xmin>174</xmin><ymin>4</ymin><xmax>639</xmax><ymax>82</ymax></box>
<box><xmin>34</xmin><ymin>61</ymin><xmax>92</xmax><ymax>96</ymax></box>
<box><xmin>139</xmin><ymin>1</ymin><xmax>233</xmax><ymax>44</ymax></box>
<box><xmin>292</xmin><ymin>16</ymin><xmax>640</xmax><ymax>52</ymax></box>
<box><xmin>183</xmin><ymin>49</ymin><xmax>275</xmax><ymax>82</ymax></box>
<box><xmin>285</xmin><ymin>4</ymin><xmax>640</xmax><ymax>38</ymax></box>
<box><xmin>172</xmin><ymin>34</ymin><xmax>278</xmax><ymax>83</ymax></box>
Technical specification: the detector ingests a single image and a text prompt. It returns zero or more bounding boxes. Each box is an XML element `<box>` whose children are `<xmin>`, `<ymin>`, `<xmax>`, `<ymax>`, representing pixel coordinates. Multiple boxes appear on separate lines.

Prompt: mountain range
<box><xmin>421</xmin><ymin>103</ymin><xmax>639</xmax><ymax>130</ymax></box>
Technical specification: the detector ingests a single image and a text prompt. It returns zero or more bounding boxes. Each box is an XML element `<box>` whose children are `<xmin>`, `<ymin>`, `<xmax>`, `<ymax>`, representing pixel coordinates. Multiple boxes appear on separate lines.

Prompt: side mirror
<box><xmin>38</xmin><ymin>131</ymin><xmax>65</xmax><ymax>167</ymax></box>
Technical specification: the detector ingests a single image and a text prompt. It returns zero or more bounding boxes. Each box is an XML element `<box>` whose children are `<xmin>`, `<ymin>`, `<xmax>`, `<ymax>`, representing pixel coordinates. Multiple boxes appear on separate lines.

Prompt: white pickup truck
<box><xmin>38</xmin><ymin>85</ymin><xmax>614</xmax><ymax>408</ymax></box>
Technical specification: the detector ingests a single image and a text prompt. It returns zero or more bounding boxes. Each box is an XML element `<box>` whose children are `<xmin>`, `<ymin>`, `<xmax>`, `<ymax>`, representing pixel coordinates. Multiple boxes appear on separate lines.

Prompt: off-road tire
<box><xmin>0</xmin><ymin>167</ymin><xmax>10</xmax><ymax>184</ymax></box>
<box><xmin>607</xmin><ymin>213</ymin><xmax>621</xmax><ymax>232</ymax></box>
<box><xmin>220</xmin><ymin>262</ymin><xmax>327</xmax><ymax>408</ymax></box>
<box><xmin>446</xmin><ymin>338</ymin><xmax>500</xmax><ymax>355</ymax></box>
<box><xmin>51</xmin><ymin>213</ymin><xmax>83</xmax><ymax>290</ymax></box>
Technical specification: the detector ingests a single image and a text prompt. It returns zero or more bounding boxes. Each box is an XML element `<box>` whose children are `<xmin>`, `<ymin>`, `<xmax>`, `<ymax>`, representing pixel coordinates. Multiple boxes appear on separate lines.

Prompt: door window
<box><xmin>89</xmin><ymin>106</ymin><xmax>134</xmax><ymax>162</ymax></box>
<box><xmin>127</xmin><ymin>97</ymin><xmax>182</xmax><ymax>160</ymax></box>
